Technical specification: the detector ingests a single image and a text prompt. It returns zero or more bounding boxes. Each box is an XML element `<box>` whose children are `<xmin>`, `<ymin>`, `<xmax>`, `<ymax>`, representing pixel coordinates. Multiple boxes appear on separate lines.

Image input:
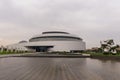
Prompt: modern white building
<box><xmin>7</xmin><ymin>31</ymin><xmax>86</xmax><ymax>52</ymax></box>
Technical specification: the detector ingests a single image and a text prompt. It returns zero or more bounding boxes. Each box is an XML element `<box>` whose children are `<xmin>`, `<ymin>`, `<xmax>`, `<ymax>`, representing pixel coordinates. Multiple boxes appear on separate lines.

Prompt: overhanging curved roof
<box><xmin>29</xmin><ymin>31</ymin><xmax>83</xmax><ymax>42</ymax></box>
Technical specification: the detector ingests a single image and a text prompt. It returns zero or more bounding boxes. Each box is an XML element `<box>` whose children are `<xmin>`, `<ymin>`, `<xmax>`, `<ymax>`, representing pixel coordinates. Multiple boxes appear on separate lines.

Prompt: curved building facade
<box><xmin>7</xmin><ymin>31</ymin><xmax>86</xmax><ymax>52</ymax></box>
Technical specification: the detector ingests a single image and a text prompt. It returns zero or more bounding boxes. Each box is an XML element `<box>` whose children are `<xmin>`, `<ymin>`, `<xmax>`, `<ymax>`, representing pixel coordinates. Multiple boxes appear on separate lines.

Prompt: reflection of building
<box><xmin>7</xmin><ymin>31</ymin><xmax>86</xmax><ymax>52</ymax></box>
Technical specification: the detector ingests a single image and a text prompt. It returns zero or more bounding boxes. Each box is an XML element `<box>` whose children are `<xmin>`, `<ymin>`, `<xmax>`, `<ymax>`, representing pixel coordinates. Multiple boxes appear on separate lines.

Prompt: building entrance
<box><xmin>27</xmin><ymin>46</ymin><xmax>53</xmax><ymax>52</ymax></box>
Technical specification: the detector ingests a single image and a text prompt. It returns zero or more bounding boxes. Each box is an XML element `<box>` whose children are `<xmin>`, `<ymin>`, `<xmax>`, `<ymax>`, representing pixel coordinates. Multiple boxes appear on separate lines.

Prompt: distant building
<box><xmin>7</xmin><ymin>31</ymin><xmax>86</xmax><ymax>52</ymax></box>
<box><xmin>0</xmin><ymin>45</ymin><xmax>7</xmax><ymax>52</ymax></box>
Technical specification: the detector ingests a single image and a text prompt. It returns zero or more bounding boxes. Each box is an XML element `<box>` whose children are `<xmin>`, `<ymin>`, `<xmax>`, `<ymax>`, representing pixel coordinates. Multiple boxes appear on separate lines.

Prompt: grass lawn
<box><xmin>89</xmin><ymin>52</ymin><xmax>120</xmax><ymax>56</ymax></box>
<box><xmin>0</xmin><ymin>51</ymin><xmax>27</xmax><ymax>55</ymax></box>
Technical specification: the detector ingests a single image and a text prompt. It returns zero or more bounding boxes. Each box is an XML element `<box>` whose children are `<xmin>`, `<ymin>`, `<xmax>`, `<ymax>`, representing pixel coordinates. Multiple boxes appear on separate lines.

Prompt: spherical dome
<box><xmin>29</xmin><ymin>31</ymin><xmax>82</xmax><ymax>42</ymax></box>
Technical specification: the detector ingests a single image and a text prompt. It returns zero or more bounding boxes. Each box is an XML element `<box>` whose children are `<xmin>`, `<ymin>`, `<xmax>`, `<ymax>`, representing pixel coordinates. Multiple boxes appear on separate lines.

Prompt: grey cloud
<box><xmin>0</xmin><ymin>0</ymin><xmax>120</xmax><ymax>48</ymax></box>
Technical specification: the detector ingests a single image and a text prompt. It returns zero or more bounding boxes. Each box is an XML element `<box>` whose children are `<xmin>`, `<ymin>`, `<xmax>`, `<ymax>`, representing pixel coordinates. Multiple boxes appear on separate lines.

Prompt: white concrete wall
<box><xmin>7</xmin><ymin>43</ymin><xmax>28</xmax><ymax>51</ymax></box>
<box><xmin>7</xmin><ymin>41</ymin><xmax>86</xmax><ymax>52</ymax></box>
<box><xmin>26</xmin><ymin>41</ymin><xmax>86</xmax><ymax>52</ymax></box>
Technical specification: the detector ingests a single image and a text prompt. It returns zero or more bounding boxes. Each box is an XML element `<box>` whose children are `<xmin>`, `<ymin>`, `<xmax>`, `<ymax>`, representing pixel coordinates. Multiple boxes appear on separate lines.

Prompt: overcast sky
<box><xmin>0</xmin><ymin>0</ymin><xmax>120</xmax><ymax>48</ymax></box>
